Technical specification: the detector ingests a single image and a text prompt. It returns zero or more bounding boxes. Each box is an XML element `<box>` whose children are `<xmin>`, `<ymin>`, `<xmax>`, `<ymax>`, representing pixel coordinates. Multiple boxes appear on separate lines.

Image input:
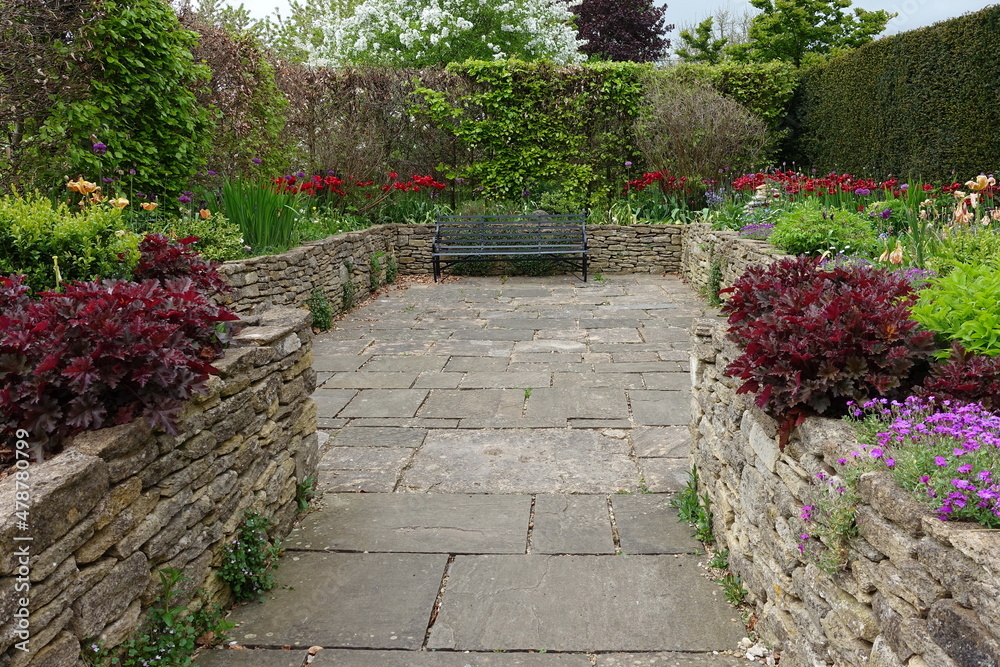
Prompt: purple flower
<box><xmin>178</xmin><ymin>195</ymin><xmax>192</xmax><ymax>204</ymax></box>
<box><xmin>128</xmin><ymin>168</ymin><xmax>136</xmax><ymax>175</ymax></box>
<box><xmin>934</xmin><ymin>456</ymin><xmax>948</xmax><ymax>467</ymax></box>
<box><xmin>207</xmin><ymin>170</ymin><xmax>217</xmax><ymax>176</ymax></box>
<box><xmin>92</xmin><ymin>142</ymin><xmax>107</xmax><ymax>155</ymax></box>
<box><xmin>880</xmin><ymin>209</ymin><xmax>893</xmax><ymax>220</ymax></box>
<box><xmin>870</xmin><ymin>447</ymin><xmax>884</xmax><ymax>458</ymax></box>
<box><xmin>296</xmin><ymin>172</ymin><xmax>306</xmax><ymax>178</ymax></box>
<box><xmin>900</xmin><ymin>183</ymin><xmax>910</xmax><ymax>191</ymax></box>
<box><xmin>625</xmin><ymin>161</ymin><xmax>633</xmax><ymax>167</ymax></box>
<box><xmin>854</xmin><ymin>188</ymin><xmax>871</xmax><ymax>196</ymax></box>
<box><xmin>957</xmin><ymin>464</ymin><xmax>973</xmax><ymax>473</ymax></box>
<box><xmin>251</xmin><ymin>158</ymin><xmax>262</xmax><ymax>164</ymax></box>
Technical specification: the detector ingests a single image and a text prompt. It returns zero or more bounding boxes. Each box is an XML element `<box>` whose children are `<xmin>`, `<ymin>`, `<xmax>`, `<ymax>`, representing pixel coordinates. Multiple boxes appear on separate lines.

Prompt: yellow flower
<box><xmin>67</xmin><ymin>177</ymin><xmax>99</xmax><ymax>194</ymax></box>
<box><xmin>952</xmin><ymin>190</ymin><xmax>967</xmax><ymax>200</ymax></box>
<box><xmin>88</xmin><ymin>192</ymin><xmax>104</xmax><ymax>204</ymax></box>
<box><xmin>110</xmin><ymin>197</ymin><xmax>129</xmax><ymax>208</ymax></box>
<box><xmin>140</xmin><ymin>202</ymin><xmax>159</xmax><ymax>211</ymax></box>
<box><xmin>199</xmin><ymin>208</ymin><xmax>212</xmax><ymax>219</ymax></box>
<box><xmin>964</xmin><ymin>174</ymin><xmax>996</xmax><ymax>192</ymax></box>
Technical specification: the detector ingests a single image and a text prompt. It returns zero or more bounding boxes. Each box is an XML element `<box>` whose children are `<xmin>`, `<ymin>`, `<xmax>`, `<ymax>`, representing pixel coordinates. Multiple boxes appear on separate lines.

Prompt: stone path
<box><xmin>196</xmin><ymin>275</ymin><xmax>746</xmax><ymax>666</ymax></box>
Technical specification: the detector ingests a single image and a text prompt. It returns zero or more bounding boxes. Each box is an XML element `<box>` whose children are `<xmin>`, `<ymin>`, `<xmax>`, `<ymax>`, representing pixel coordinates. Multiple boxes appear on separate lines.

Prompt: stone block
<box><xmin>0</xmin><ymin>450</ymin><xmax>107</xmax><ymax>575</ymax></box>
<box><xmin>857</xmin><ymin>472</ymin><xmax>929</xmax><ymax>534</ymax></box>
<box><xmin>71</xmin><ymin>552</ymin><xmax>149</xmax><ymax>638</ymax></box>
<box><xmin>855</xmin><ymin>506</ymin><xmax>918</xmax><ymax>562</ymax></box>
<box><xmin>927</xmin><ymin>599</ymin><xmax>1000</xmax><ymax>667</ymax></box>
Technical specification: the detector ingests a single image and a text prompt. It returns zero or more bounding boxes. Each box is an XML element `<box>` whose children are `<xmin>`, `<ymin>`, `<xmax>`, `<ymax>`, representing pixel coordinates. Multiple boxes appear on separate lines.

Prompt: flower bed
<box><xmin>691</xmin><ymin>318</ymin><xmax>1000</xmax><ymax>666</ymax></box>
<box><xmin>0</xmin><ymin>306</ymin><xmax>318</xmax><ymax>664</ymax></box>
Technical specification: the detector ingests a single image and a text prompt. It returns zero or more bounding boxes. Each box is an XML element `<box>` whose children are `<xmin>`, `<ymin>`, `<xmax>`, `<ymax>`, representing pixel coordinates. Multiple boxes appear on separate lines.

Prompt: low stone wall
<box><xmin>681</xmin><ymin>223</ymin><xmax>787</xmax><ymax>295</ymax></box>
<box><xmin>690</xmin><ymin>319</ymin><xmax>1000</xmax><ymax>667</ymax></box>
<box><xmin>219</xmin><ymin>223</ymin><xmax>685</xmax><ymax>312</ymax></box>
<box><xmin>0</xmin><ymin>306</ymin><xmax>319</xmax><ymax>666</ymax></box>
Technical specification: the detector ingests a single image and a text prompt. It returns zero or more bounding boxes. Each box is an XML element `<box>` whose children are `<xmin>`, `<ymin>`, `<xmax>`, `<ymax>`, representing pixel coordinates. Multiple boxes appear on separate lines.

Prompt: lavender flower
<box><xmin>92</xmin><ymin>142</ymin><xmax>107</xmax><ymax>155</ymax></box>
<box><xmin>854</xmin><ymin>188</ymin><xmax>871</xmax><ymax>196</ymax></box>
<box><xmin>738</xmin><ymin>223</ymin><xmax>775</xmax><ymax>240</ymax></box>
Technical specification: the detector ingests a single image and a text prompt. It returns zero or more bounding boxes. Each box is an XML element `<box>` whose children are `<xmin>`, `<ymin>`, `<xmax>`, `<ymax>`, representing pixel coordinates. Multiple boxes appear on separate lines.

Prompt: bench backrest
<box><xmin>434</xmin><ymin>213</ymin><xmax>586</xmax><ymax>251</ymax></box>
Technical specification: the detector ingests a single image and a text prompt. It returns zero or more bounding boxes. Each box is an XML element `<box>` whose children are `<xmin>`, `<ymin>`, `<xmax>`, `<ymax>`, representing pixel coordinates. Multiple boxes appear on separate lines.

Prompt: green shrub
<box><xmin>769</xmin><ymin>203</ymin><xmax>878</xmax><ymax>257</ymax></box>
<box><xmin>910</xmin><ymin>263</ymin><xmax>1000</xmax><ymax>358</ymax></box>
<box><xmin>0</xmin><ymin>194</ymin><xmax>140</xmax><ymax>289</ymax></box>
<box><xmin>787</xmin><ymin>6</ymin><xmax>1000</xmax><ymax>180</ymax></box>
<box><xmin>221</xmin><ymin>179</ymin><xmax>300</xmax><ymax>253</ymax></box>
<box><xmin>667</xmin><ymin>60</ymin><xmax>798</xmax><ymax>133</ymax></box>
<box><xmin>147</xmin><ymin>213</ymin><xmax>247</xmax><ymax>262</ymax></box>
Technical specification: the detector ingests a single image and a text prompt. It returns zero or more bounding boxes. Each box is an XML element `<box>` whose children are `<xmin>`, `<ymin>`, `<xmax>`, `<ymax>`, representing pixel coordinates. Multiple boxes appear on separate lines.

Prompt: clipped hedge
<box><xmin>786</xmin><ymin>6</ymin><xmax>1000</xmax><ymax>180</ymax></box>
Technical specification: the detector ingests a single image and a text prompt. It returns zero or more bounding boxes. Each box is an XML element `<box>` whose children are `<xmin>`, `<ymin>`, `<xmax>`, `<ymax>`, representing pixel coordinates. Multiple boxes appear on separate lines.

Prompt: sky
<box><xmin>227</xmin><ymin>0</ymin><xmax>991</xmax><ymax>38</ymax></box>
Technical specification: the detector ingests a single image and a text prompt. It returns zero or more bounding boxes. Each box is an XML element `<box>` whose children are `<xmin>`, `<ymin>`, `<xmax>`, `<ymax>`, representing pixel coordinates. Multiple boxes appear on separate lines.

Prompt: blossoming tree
<box><xmin>307</xmin><ymin>0</ymin><xmax>586</xmax><ymax>66</ymax></box>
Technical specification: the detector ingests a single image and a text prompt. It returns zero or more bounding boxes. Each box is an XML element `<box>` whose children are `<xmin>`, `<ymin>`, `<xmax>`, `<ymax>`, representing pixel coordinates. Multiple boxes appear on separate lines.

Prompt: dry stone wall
<box><xmin>0</xmin><ymin>306</ymin><xmax>319</xmax><ymax>667</ymax></box>
<box><xmin>682</xmin><ymin>223</ymin><xmax>788</xmax><ymax>295</ymax></box>
<box><xmin>219</xmin><ymin>223</ymin><xmax>685</xmax><ymax>313</ymax></box>
<box><xmin>690</xmin><ymin>319</ymin><xmax>1000</xmax><ymax>667</ymax></box>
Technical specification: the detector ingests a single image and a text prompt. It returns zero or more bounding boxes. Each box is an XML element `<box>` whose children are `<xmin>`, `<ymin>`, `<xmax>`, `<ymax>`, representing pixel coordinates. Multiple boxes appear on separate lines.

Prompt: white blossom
<box><xmin>309</xmin><ymin>0</ymin><xmax>586</xmax><ymax>66</ymax></box>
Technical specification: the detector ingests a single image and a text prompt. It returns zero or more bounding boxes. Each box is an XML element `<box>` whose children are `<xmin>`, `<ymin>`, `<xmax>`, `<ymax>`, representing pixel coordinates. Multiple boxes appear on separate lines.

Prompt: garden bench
<box><xmin>432</xmin><ymin>212</ymin><xmax>588</xmax><ymax>281</ymax></box>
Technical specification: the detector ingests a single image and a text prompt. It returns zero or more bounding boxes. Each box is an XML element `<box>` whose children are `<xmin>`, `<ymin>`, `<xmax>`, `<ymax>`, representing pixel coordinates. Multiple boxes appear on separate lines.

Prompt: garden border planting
<box><xmin>684</xmin><ymin>231</ymin><xmax>1000</xmax><ymax>666</ymax></box>
<box><xmin>0</xmin><ymin>306</ymin><xmax>319</xmax><ymax>665</ymax></box>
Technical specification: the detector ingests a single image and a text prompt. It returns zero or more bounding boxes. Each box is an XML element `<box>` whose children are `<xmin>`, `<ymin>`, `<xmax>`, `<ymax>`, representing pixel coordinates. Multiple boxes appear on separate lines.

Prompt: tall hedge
<box><xmin>786</xmin><ymin>6</ymin><xmax>1000</xmax><ymax>180</ymax></box>
<box><xmin>415</xmin><ymin>60</ymin><xmax>648</xmax><ymax>206</ymax></box>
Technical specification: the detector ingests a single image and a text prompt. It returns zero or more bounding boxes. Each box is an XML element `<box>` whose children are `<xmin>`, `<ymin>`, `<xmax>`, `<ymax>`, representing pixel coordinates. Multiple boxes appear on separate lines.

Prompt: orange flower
<box><xmin>110</xmin><ymin>197</ymin><xmax>129</xmax><ymax>208</ymax></box>
<box><xmin>67</xmin><ymin>177</ymin><xmax>98</xmax><ymax>194</ymax></box>
<box><xmin>88</xmin><ymin>192</ymin><xmax>104</xmax><ymax>204</ymax></box>
<box><xmin>199</xmin><ymin>208</ymin><xmax>212</xmax><ymax>219</ymax></box>
<box><xmin>953</xmin><ymin>201</ymin><xmax>973</xmax><ymax>225</ymax></box>
<box><xmin>140</xmin><ymin>202</ymin><xmax>159</xmax><ymax>211</ymax></box>
<box><xmin>888</xmin><ymin>242</ymin><xmax>904</xmax><ymax>264</ymax></box>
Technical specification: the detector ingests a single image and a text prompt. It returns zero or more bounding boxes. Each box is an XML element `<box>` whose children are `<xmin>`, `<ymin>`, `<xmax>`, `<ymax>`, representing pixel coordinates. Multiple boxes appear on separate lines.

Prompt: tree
<box><xmin>728</xmin><ymin>0</ymin><xmax>894</xmax><ymax>66</ymax></box>
<box><xmin>20</xmin><ymin>0</ymin><xmax>213</xmax><ymax>199</ymax></box>
<box><xmin>572</xmin><ymin>0</ymin><xmax>672</xmax><ymax>62</ymax></box>
<box><xmin>676</xmin><ymin>17</ymin><xmax>728</xmax><ymax>63</ymax></box>
<box><xmin>307</xmin><ymin>0</ymin><xmax>585</xmax><ymax>67</ymax></box>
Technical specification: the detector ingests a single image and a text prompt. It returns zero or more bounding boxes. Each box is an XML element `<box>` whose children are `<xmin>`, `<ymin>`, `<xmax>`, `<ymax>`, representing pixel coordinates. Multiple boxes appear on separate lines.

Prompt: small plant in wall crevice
<box><xmin>219</xmin><ymin>510</ymin><xmax>282</xmax><ymax>602</ymax></box>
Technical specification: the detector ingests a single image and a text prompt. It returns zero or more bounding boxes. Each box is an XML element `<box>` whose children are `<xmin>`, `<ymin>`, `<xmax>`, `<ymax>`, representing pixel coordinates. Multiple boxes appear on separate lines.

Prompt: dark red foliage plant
<box><xmin>915</xmin><ymin>343</ymin><xmax>1000</xmax><ymax>412</ymax></box>
<box><xmin>721</xmin><ymin>256</ymin><xmax>936</xmax><ymax>441</ymax></box>
<box><xmin>0</xmin><ymin>273</ymin><xmax>240</xmax><ymax>464</ymax></box>
<box><xmin>133</xmin><ymin>233</ymin><xmax>233</xmax><ymax>296</ymax></box>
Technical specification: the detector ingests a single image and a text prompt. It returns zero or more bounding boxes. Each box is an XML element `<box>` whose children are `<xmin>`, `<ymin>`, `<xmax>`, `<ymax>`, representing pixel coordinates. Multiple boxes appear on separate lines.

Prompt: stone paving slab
<box><xmin>365</xmin><ymin>341</ymin><xmax>435</xmax><ymax>355</ymax></box>
<box><xmin>329</xmin><ymin>426</ymin><xmax>428</xmax><ymax>448</ymax></box>
<box><xmin>637</xmin><ymin>459</ymin><xmax>690</xmax><ymax>494</ymax></box>
<box><xmin>531</xmin><ymin>495</ymin><xmax>615</xmax><ymax>554</ymax></box>
<box><xmin>641</xmin><ymin>373</ymin><xmax>691</xmax><ymax>391</ymax></box>
<box><xmin>363</xmin><ymin>356</ymin><xmax>448</xmax><ymax>372</ymax></box>
<box><xmin>230</xmin><ymin>552</ymin><xmax>446</xmax><ymax>649</ymax></box>
<box><xmin>324</xmin><ymin>372</ymin><xmax>419</xmax><ymax>389</ymax></box>
<box><xmin>459</xmin><ymin>372</ymin><xmax>552</xmax><ymax>389</ymax></box>
<box><xmin>319</xmin><ymin>468</ymin><xmax>399</xmax><ymax>493</ymax></box>
<box><xmin>443</xmin><ymin>357</ymin><xmax>510</xmax><ymax>372</ymax></box>
<box><xmin>340</xmin><ymin>389</ymin><xmax>429</xmax><ymax>418</ymax></box>
<box><xmin>594</xmin><ymin>653</ymin><xmax>746</xmax><ymax>666</ymax></box>
<box><xmin>451</xmin><ymin>329</ymin><xmax>535</xmax><ymax>341</ymax></box>
<box><xmin>524</xmin><ymin>387</ymin><xmax>629</xmax><ymax>421</ymax></box>
<box><xmin>312</xmin><ymin>651</ymin><xmax>592</xmax><ymax>666</ymax></box>
<box><xmin>427</xmin><ymin>555</ymin><xmax>745</xmax><ymax>651</ymax></box>
<box><xmin>287</xmin><ymin>494</ymin><xmax>530</xmax><ymax>553</ymax></box>
<box><xmin>414</xmin><ymin>372</ymin><xmax>464</xmax><ymax>388</ymax></box>
<box><xmin>319</xmin><ymin>446</ymin><xmax>414</xmax><ymax>472</ymax></box>
<box><xmin>401</xmin><ymin>430</ymin><xmax>639</xmax><ymax>493</ymax></box>
<box><xmin>312</xmin><ymin>389</ymin><xmax>358</xmax><ymax>416</ymax></box>
<box><xmin>551</xmin><ymin>372</ymin><xmax>644</xmax><ymax>389</ymax></box>
<box><xmin>631</xmin><ymin>427</ymin><xmax>690</xmax><ymax>458</ymax></box>
<box><xmin>313</xmin><ymin>354</ymin><xmax>371</xmax><ymax>372</ymax></box>
<box><xmin>420</xmin><ymin>389</ymin><xmax>525</xmax><ymax>420</ymax></box>
<box><xmin>628</xmin><ymin>391</ymin><xmax>691</xmax><ymax>426</ymax></box>
<box><xmin>194</xmin><ymin>649</ymin><xmax>306</xmax><ymax>667</ymax></box>
<box><xmin>611</xmin><ymin>496</ymin><xmax>701</xmax><ymax>555</ymax></box>
<box><xmin>431</xmin><ymin>340</ymin><xmax>515</xmax><ymax>357</ymax></box>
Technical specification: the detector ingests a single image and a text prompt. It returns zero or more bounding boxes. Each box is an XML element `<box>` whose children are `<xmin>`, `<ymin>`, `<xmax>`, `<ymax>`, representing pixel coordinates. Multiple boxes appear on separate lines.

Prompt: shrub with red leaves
<box><xmin>721</xmin><ymin>256</ymin><xmax>935</xmax><ymax>436</ymax></box>
<box><xmin>133</xmin><ymin>233</ymin><xmax>233</xmax><ymax>296</ymax></box>
<box><xmin>915</xmin><ymin>344</ymin><xmax>1000</xmax><ymax>412</ymax></box>
<box><xmin>0</xmin><ymin>274</ymin><xmax>240</xmax><ymax>462</ymax></box>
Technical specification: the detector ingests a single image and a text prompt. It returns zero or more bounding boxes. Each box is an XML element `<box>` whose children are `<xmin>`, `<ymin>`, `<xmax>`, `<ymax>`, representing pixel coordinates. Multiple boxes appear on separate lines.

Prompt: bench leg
<box><xmin>433</xmin><ymin>256</ymin><xmax>439</xmax><ymax>282</ymax></box>
<box><xmin>583</xmin><ymin>253</ymin><xmax>588</xmax><ymax>282</ymax></box>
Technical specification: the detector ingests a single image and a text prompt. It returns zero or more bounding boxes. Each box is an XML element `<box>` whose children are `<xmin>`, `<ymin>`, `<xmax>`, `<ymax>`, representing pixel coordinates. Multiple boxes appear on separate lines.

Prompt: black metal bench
<box><xmin>432</xmin><ymin>212</ymin><xmax>588</xmax><ymax>282</ymax></box>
